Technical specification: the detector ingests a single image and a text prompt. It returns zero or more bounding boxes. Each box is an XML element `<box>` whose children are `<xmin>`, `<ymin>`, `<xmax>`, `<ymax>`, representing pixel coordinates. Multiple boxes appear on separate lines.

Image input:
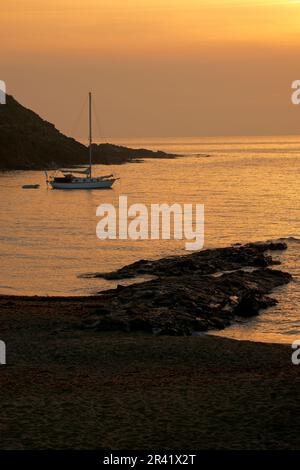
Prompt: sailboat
<box><xmin>49</xmin><ymin>93</ymin><xmax>117</xmax><ymax>190</ymax></box>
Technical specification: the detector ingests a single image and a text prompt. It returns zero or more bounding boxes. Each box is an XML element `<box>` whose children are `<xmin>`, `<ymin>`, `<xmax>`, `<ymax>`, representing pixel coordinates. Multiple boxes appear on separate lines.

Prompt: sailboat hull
<box><xmin>50</xmin><ymin>178</ymin><xmax>116</xmax><ymax>190</ymax></box>
<box><xmin>48</xmin><ymin>93</ymin><xmax>118</xmax><ymax>191</ymax></box>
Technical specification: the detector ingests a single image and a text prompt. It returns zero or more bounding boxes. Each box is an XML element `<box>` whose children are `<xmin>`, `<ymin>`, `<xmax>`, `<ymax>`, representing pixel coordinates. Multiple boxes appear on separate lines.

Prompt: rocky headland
<box><xmin>0</xmin><ymin>95</ymin><xmax>179</xmax><ymax>170</ymax></box>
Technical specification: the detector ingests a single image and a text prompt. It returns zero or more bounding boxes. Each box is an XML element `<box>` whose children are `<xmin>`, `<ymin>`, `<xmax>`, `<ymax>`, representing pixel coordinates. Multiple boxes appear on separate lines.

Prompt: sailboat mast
<box><xmin>89</xmin><ymin>92</ymin><xmax>92</xmax><ymax>178</ymax></box>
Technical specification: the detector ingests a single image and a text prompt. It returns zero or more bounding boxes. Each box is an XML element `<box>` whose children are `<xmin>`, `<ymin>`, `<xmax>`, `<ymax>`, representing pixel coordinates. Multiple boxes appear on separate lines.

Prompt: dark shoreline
<box><xmin>80</xmin><ymin>241</ymin><xmax>291</xmax><ymax>335</ymax></box>
<box><xmin>0</xmin><ymin>241</ymin><xmax>292</xmax><ymax>336</ymax></box>
<box><xmin>0</xmin><ymin>241</ymin><xmax>299</xmax><ymax>449</ymax></box>
<box><xmin>0</xmin><ymin>315</ymin><xmax>299</xmax><ymax>449</ymax></box>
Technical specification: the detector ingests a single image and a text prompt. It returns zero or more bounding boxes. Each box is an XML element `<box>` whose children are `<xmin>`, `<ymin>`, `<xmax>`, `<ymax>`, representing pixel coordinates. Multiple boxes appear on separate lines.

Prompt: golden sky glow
<box><xmin>2</xmin><ymin>0</ymin><xmax>300</xmax><ymax>55</ymax></box>
<box><xmin>2</xmin><ymin>0</ymin><xmax>300</xmax><ymax>136</ymax></box>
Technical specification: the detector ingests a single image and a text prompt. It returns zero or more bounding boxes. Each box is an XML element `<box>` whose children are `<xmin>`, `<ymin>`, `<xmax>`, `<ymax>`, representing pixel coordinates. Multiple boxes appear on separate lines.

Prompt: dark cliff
<box><xmin>0</xmin><ymin>95</ymin><xmax>178</xmax><ymax>170</ymax></box>
<box><xmin>0</xmin><ymin>95</ymin><xmax>86</xmax><ymax>170</ymax></box>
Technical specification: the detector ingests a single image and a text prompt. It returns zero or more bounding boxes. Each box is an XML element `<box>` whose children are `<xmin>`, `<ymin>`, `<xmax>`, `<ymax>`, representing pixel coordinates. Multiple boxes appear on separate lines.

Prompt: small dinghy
<box><xmin>22</xmin><ymin>184</ymin><xmax>40</xmax><ymax>189</ymax></box>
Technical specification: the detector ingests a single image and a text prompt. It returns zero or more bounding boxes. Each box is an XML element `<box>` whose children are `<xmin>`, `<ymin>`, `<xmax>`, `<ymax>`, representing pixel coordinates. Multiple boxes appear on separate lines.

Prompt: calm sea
<box><xmin>0</xmin><ymin>135</ymin><xmax>299</xmax><ymax>343</ymax></box>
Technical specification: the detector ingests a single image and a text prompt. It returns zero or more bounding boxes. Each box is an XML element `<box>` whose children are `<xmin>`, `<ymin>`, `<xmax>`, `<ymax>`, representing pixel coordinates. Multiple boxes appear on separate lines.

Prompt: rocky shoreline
<box><xmin>0</xmin><ymin>241</ymin><xmax>298</xmax><ymax>450</ymax></box>
<box><xmin>81</xmin><ymin>241</ymin><xmax>292</xmax><ymax>335</ymax></box>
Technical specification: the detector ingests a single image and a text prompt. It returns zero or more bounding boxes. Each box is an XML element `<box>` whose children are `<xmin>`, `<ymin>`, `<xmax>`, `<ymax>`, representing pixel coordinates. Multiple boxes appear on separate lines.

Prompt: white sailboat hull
<box><xmin>47</xmin><ymin>93</ymin><xmax>119</xmax><ymax>191</ymax></box>
<box><xmin>50</xmin><ymin>178</ymin><xmax>116</xmax><ymax>190</ymax></box>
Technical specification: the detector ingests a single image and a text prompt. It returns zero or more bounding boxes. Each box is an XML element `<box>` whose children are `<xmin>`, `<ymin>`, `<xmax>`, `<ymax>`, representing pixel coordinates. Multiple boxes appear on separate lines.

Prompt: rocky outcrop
<box><xmin>92</xmin><ymin>143</ymin><xmax>179</xmax><ymax>165</ymax></box>
<box><xmin>81</xmin><ymin>241</ymin><xmax>291</xmax><ymax>335</ymax></box>
<box><xmin>90</xmin><ymin>241</ymin><xmax>286</xmax><ymax>280</ymax></box>
<box><xmin>0</xmin><ymin>95</ymin><xmax>179</xmax><ymax>170</ymax></box>
<box><xmin>0</xmin><ymin>95</ymin><xmax>86</xmax><ymax>170</ymax></box>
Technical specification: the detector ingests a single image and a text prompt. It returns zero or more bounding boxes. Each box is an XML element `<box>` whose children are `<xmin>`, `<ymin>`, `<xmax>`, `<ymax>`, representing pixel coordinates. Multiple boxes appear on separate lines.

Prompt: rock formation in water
<box><xmin>91</xmin><ymin>143</ymin><xmax>178</xmax><ymax>165</ymax></box>
<box><xmin>0</xmin><ymin>95</ymin><xmax>178</xmax><ymax>170</ymax></box>
<box><xmin>80</xmin><ymin>241</ymin><xmax>291</xmax><ymax>335</ymax></box>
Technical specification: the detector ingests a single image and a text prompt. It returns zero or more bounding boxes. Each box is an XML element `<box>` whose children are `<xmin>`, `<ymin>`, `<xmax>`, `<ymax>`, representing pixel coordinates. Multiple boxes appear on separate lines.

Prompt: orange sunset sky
<box><xmin>2</xmin><ymin>0</ymin><xmax>300</xmax><ymax>138</ymax></box>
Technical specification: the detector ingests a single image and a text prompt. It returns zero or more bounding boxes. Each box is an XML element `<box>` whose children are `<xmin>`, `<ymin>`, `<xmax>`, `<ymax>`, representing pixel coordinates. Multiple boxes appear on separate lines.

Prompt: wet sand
<box><xmin>0</xmin><ymin>295</ymin><xmax>299</xmax><ymax>450</ymax></box>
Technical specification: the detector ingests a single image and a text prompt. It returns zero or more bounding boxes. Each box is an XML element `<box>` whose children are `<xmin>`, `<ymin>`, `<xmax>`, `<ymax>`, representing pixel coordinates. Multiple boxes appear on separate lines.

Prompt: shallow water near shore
<box><xmin>0</xmin><ymin>135</ymin><xmax>299</xmax><ymax>343</ymax></box>
<box><xmin>209</xmin><ymin>238</ymin><xmax>300</xmax><ymax>344</ymax></box>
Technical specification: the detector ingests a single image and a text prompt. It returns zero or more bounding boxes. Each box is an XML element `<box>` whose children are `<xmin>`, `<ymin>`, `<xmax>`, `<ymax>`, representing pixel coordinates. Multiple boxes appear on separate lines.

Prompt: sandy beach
<box><xmin>0</xmin><ymin>294</ymin><xmax>299</xmax><ymax>450</ymax></box>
